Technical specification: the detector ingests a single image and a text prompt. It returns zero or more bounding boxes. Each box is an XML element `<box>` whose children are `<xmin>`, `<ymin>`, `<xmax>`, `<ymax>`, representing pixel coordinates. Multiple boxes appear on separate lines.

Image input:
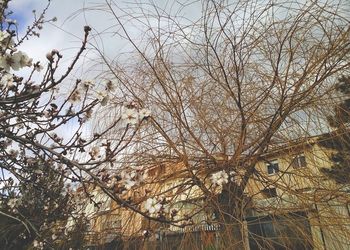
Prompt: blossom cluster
<box><xmin>0</xmin><ymin>30</ymin><xmax>13</xmax><ymax>47</ymax></box>
<box><xmin>0</xmin><ymin>31</ymin><xmax>33</xmax><ymax>72</ymax></box>
<box><xmin>121</xmin><ymin>169</ymin><xmax>147</xmax><ymax>189</ymax></box>
<box><xmin>0</xmin><ymin>50</ymin><xmax>33</xmax><ymax>72</ymax></box>
<box><xmin>68</xmin><ymin>80</ymin><xmax>112</xmax><ymax>107</ymax></box>
<box><xmin>105</xmin><ymin>168</ymin><xmax>147</xmax><ymax>193</ymax></box>
<box><xmin>210</xmin><ymin>170</ymin><xmax>229</xmax><ymax>186</ymax></box>
<box><xmin>230</xmin><ymin>170</ymin><xmax>244</xmax><ymax>185</ymax></box>
<box><xmin>144</xmin><ymin>197</ymin><xmax>162</xmax><ymax>216</ymax></box>
<box><xmin>121</xmin><ymin>107</ymin><xmax>151</xmax><ymax>125</ymax></box>
<box><xmin>0</xmin><ymin>30</ymin><xmax>38</xmax><ymax>91</ymax></box>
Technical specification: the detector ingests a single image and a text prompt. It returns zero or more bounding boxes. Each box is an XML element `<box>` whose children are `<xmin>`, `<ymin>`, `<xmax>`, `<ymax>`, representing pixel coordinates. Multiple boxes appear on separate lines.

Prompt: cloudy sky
<box><xmin>6</xmin><ymin>0</ymin><xmax>123</xmax><ymax>147</ymax></box>
<box><xmin>5</xmin><ymin>0</ymin><xmax>199</xmax><ymax>147</ymax></box>
<box><xmin>8</xmin><ymin>0</ymin><xmax>132</xmax><ymax>72</ymax></box>
<box><xmin>8</xmin><ymin>0</ymin><xmax>198</xmax><ymax>69</ymax></box>
<box><xmin>9</xmin><ymin>0</ymin><xmax>90</xmax><ymax>61</ymax></box>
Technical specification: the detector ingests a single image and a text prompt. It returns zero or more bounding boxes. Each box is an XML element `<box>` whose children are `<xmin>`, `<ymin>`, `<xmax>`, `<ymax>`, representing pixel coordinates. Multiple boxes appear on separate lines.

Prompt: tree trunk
<box><xmin>216</xmin><ymin>184</ymin><xmax>250</xmax><ymax>249</ymax></box>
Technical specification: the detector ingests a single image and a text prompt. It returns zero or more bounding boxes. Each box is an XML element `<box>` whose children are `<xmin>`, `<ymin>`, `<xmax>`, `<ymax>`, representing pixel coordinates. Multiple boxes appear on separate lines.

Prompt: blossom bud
<box><xmin>84</xmin><ymin>26</ymin><xmax>91</xmax><ymax>32</ymax></box>
<box><xmin>46</xmin><ymin>52</ymin><xmax>53</xmax><ymax>62</ymax></box>
<box><xmin>52</xmin><ymin>49</ymin><xmax>59</xmax><ymax>55</ymax></box>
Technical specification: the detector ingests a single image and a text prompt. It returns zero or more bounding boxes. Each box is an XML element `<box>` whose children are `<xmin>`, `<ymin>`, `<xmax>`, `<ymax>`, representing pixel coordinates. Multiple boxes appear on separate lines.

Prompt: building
<box><xmin>78</xmin><ymin>135</ymin><xmax>350</xmax><ymax>250</ymax></box>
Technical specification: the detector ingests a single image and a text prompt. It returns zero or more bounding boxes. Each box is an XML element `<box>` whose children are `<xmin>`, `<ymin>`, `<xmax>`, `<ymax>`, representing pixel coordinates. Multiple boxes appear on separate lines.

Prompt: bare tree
<box><xmin>86</xmin><ymin>0</ymin><xmax>350</xmax><ymax>248</ymax></box>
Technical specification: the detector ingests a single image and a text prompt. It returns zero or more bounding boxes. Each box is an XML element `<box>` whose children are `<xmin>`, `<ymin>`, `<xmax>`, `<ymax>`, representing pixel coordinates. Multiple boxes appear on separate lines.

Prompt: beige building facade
<box><xmin>79</xmin><ymin>137</ymin><xmax>350</xmax><ymax>249</ymax></box>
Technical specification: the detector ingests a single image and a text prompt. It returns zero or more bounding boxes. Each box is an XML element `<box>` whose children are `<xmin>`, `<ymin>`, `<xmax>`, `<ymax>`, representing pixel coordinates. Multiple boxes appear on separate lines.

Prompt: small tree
<box><xmin>0</xmin><ymin>160</ymin><xmax>76</xmax><ymax>249</ymax></box>
<box><xmin>0</xmin><ymin>0</ymin><xmax>145</xmax><ymax>248</ymax></box>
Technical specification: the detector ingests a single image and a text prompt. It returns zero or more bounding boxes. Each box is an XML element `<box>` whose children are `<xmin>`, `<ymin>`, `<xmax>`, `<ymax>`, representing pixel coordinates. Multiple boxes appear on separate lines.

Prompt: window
<box><xmin>148</xmin><ymin>168</ymin><xmax>156</xmax><ymax>177</ymax></box>
<box><xmin>110</xmin><ymin>219</ymin><xmax>122</xmax><ymax>229</ymax></box>
<box><xmin>247</xmin><ymin>212</ymin><xmax>313</xmax><ymax>250</ymax></box>
<box><xmin>261</xmin><ymin>188</ymin><xmax>277</xmax><ymax>198</ymax></box>
<box><xmin>103</xmin><ymin>217</ymin><xmax>122</xmax><ymax>230</ymax></box>
<box><xmin>291</xmin><ymin>154</ymin><xmax>307</xmax><ymax>169</ymax></box>
<box><xmin>267</xmin><ymin>160</ymin><xmax>279</xmax><ymax>175</ymax></box>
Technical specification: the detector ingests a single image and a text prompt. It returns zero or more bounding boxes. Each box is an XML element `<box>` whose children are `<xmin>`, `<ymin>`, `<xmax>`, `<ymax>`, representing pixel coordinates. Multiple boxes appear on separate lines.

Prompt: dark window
<box><xmin>262</xmin><ymin>188</ymin><xmax>277</xmax><ymax>198</ymax></box>
<box><xmin>291</xmin><ymin>155</ymin><xmax>307</xmax><ymax>168</ymax></box>
<box><xmin>267</xmin><ymin>160</ymin><xmax>279</xmax><ymax>174</ymax></box>
<box><xmin>148</xmin><ymin>168</ymin><xmax>156</xmax><ymax>177</ymax></box>
<box><xmin>158</xmin><ymin>164</ymin><xmax>166</xmax><ymax>175</ymax></box>
<box><xmin>247</xmin><ymin>212</ymin><xmax>313</xmax><ymax>250</ymax></box>
<box><xmin>103</xmin><ymin>218</ymin><xmax>122</xmax><ymax>230</ymax></box>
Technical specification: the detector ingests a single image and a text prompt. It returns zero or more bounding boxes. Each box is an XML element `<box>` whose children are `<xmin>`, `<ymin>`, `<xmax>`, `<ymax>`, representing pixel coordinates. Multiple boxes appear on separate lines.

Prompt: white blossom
<box><xmin>68</xmin><ymin>90</ymin><xmax>81</xmax><ymax>103</ymax></box>
<box><xmin>34</xmin><ymin>63</ymin><xmax>43</xmax><ymax>72</ymax></box>
<box><xmin>8</xmin><ymin>198</ymin><xmax>17</xmax><ymax>208</ymax></box>
<box><xmin>121</xmin><ymin>108</ymin><xmax>139</xmax><ymax>125</ymax></box>
<box><xmin>0</xmin><ymin>31</ymin><xmax>10</xmax><ymax>43</ymax></box>
<box><xmin>179</xmin><ymin>194</ymin><xmax>187</xmax><ymax>201</ymax></box>
<box><xmin>89</xmin><ymin>146</ymin><xmax>100</xmax><ymax>159</ymax></box>
<box><xmin>144</xmin><ymin>198</ymin><xmax>162</xmax><ymax>216</ymax></box>
<box><xmin>124</xmin><ymin>179</ymin><xmax>136</xmax><ymax>189</ymax></box>
<box><xmin>129</xmin><ymin>171</ymin><xmax>136</xmax><ymax>179</ymax></box>
<box><xmin>139</xmin><ymin>108</ymin><xmax>151</xmax><ymax>120</ymax></box>
<box><xmin>33</xmin><ymin>240</ymin><xmax>43</xmax><ymax>249</ymax></box>
<box><xmin>0</xmin><ymin>54</ymin><xmax>13</xmax><ymax>72</ymax></box>
<box><xmin>0</xmin><ymin>51</ymin><xmax>32</xmax><ymax>72</ymax></box>
<box><xmin>33</xmin><ymin>240</ymin><xmax>39</xmax><ymax>247</ymax></box>
<box><xmin>121</xmin><ymin>170</ymin><xmax>139</xmax><ymax>190</ymax></box>
<box><xmin>0</xmin><ymin>30</ymin><xmax>13</xmax><ymax>48</ymax></box>
<box><xmin>12</xmin><ymin>51</ymin><xmax>33</xmax><ymax>68</ymax></box>
<box><xmin>96</xmin><ymin>90</ymin><xmax>109</xmax><ymax>106</ymax></box>
<box><xmin>0</xmin><ymin>73</ymin><xmax>14</xmax><ymax>89</ymax></box>
<box><xmin>82</xmin><ymin>80</ymin><xmax>95</xmax><ymax>90</ymax></box>
<box><xmin>210</xmin><ymin>170</ymin><xmax>229</xmax><ymax>186</ymax></box>
<box><xmin>230</xmin><ymin>169</ymin><xmax>244</xmax><ymax>185</ymax></box>
<box><xmin>0</xmin><ymin>32</ymin><xmax>7</xmax><ymax>42</ymax></box>
<box><xmin>52</xmin><ymin>234</ymin><xmax>57</xmax><ymax>241</ymax></box>
<box><xmin>105</xmin><ymin>79</ymin><xmax>115</xmax><ymax>91</ymax></box>
<box><xmin>107</xmin><ymin>177</ymin><xmax>117</xmax><ymax>188</ymax></box>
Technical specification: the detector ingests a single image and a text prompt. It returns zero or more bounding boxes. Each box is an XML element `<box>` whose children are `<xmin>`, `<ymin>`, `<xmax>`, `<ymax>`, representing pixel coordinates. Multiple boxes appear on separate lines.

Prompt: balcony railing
<box><xmin>169</xmin><ymin>223</ymin><xmax>221</xmax><ymax>233</ymax></box>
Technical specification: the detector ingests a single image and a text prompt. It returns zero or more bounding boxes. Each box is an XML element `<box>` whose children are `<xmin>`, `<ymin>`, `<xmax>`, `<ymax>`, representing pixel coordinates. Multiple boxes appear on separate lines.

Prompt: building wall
<box><xmin>80</xmin><ymin>140</ymin><xmax>350</xmax><ymax>249</ymax></box>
